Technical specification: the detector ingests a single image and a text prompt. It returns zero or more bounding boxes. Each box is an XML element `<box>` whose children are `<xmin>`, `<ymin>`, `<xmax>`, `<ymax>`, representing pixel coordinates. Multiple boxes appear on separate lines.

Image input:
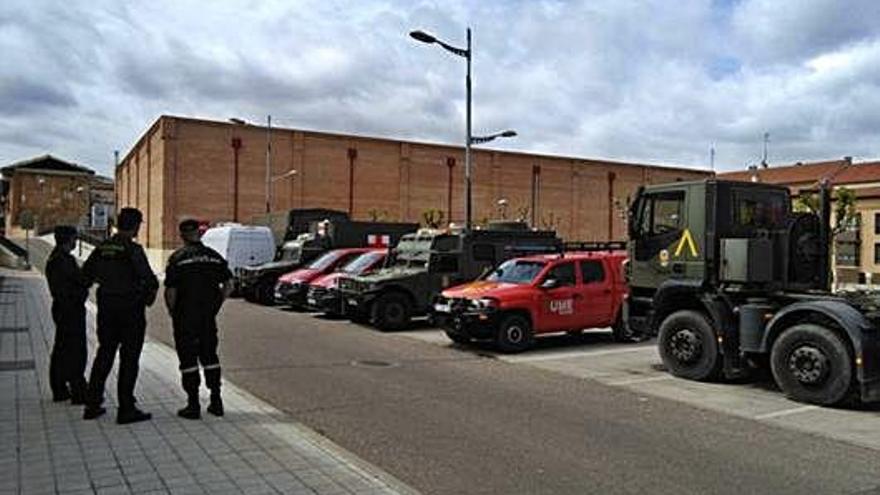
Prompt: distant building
<box><xmin>116</xmin><ymin>115</ymin><xmax>710</xmax><ymax>249</ymax></box>
<box><xmin>720</xmin><ymin>158</ymin><xmax>880</xmax><ymax>283</ymax></box>
<box><xmin>1</xmin><ymin>155</ymin><xmax>94</xmax><ymax>237</ymax></box>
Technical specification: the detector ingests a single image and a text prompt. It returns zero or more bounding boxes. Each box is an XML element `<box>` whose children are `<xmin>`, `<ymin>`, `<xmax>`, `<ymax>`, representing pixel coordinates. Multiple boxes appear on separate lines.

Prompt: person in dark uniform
<box><xmin>46</xmin><ymin>225</ymin><xmax>88</xmax><ymax>404</ymax></box>
<box><xmin>82</xmin><ymin>208</ymin><xmax>159</xmax><ymax>424</ymax></box>
<box><xmin>164</xmin><ymin>219</ymin><xmax>233</xmax><ymax>419</ymax></box>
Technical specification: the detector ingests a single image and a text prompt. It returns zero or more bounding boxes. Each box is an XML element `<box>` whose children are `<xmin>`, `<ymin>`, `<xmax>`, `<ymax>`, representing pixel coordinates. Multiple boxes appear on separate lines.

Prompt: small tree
<box><xmin>367</xmin><ymin>208</ymin><xmax>388</xmax><ymax>222</ymax></box>
<box><xmin>421</xmin><ymin>209</ymin><xmax>445</xmax><ymax>229</ymax></box>
<box><xmin>793</xmin><ymin>186</ymin><xmax>858</xmax><ymax>237</ymax></box>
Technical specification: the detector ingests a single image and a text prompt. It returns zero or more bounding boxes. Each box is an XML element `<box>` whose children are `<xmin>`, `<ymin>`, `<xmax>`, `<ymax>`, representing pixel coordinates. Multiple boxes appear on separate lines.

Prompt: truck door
<box><xmin>576</xmin><ymin>259</ymin><xmax>613</xmax><ymax>328</ymax></box>
<box><xmin>537</xmin><ymin>261</ymin><xmax>580</xmax><ymax>332</ymax></box>
<box><xmin>630</xmin><ymin>190</ymin><xmax>688</xmax><ymax>288</ymax></box>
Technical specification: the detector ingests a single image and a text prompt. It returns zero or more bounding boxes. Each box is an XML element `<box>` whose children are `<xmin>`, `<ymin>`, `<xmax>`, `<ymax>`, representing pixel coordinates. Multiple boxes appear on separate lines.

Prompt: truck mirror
<box><xmin>540</xmin><ymin>278</ymin><xmax>559</xmax><ymax>290</ymax></box>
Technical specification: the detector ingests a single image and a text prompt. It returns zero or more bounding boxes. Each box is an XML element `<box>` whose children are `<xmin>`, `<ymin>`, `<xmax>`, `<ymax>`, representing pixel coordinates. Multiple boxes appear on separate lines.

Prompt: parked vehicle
<box><xmin>339</xmin><ymin>223</ymin><xmax>562</xmax><ymax>331</ymax></box>
<box><xmin>434</xmin><ymin>247</ymin><xmax>628</xmax><ymax>352</ymax></box>
<box><xmin>626</xmin><ymin>178</ymin><xmax>880</xmax><ymax>405</ymax></box>
<box><xmin>200</xmin><ymin>224</ymin><xmax>275</xmax><ymax>289</ymax></box>
<box><xmin>306</xmin><ymin>250</ymin><xmax>387</xmax><ymax>316</ymax></box>
<box><xmin>239</xmin><ymin>216</ymin><xmax>416</xmax><ymax>305</ymax></box>
<box><xmin>274</xmin><ymin>248</ymin><xmax>377</xmax><ymax>308</ymax></box>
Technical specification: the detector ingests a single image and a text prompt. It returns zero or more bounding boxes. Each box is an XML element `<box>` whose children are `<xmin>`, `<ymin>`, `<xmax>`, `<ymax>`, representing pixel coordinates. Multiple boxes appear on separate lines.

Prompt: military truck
<box><xmin>240</xmin><ymin>216</ymin><xmax>417</xmax><ymax>304</ymax></box>
<box><xmin>339</xmin><ymin>223</ymin><xmax>562</xmax><ymax>331</ymax></box>
<box><xmin>626</xmin><ymin>178</ymin><xmax>880</xmax><ymax>405</ymax></box>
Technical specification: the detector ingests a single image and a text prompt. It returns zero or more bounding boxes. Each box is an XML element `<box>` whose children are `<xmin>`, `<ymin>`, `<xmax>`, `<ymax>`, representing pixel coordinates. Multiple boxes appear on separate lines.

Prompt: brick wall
<box><xmin>5</xmin><ymin>171</ymin><xmax>91</xmax><ymax>235</ymax></box>
<box><xmin>117</xmin><ymin>116</ymin><xmax>710</xmax><ymax>249</ymax></box>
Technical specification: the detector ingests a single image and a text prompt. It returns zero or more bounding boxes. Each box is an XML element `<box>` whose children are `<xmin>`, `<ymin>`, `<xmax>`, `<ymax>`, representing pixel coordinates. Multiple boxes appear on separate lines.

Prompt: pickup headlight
<box><xmin>469</xmin><ymin>297</ymin><xmax>498</xmax><ymax>310</ymax></box>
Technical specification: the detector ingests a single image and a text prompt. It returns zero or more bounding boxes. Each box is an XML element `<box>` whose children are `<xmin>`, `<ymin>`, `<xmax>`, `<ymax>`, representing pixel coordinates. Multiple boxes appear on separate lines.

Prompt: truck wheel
<box><xmin>372</xmin><ymin>293</ymin><xmax>411</xmax><ymax>331</ymax></box>
<box><xmin>255</xmin><ymin>279</ymin><xmax>276</xmax><ymax>306</ymax></box>
<box><xmin>770</xmin><ymin>324</ymin><xmax>853</xmax><ymax>406</ymax></box>
<box><xmin>495</xmin><ymin>314</ymin><xmax>534</xmax><ymax>353</ymax></box>
<box><xmin>444</xmin><ymin>330</ymin><xmax>471</xmax><ymax>345</ymax></box>
<box><xmin>658</xmin><ymin>310</ymin><xmax>721</xmax><ymax>381</ymax></box>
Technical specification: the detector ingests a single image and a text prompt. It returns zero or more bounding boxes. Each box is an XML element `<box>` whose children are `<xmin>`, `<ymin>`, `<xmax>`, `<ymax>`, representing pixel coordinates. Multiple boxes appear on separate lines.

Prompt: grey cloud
<box><xmin>0</xmin><ymin>77</ymin><xmax>77</xmax><ymax>115</ymax></box>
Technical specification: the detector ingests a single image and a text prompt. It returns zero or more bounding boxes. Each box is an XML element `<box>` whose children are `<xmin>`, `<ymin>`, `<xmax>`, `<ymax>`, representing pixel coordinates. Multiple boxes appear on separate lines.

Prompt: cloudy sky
<box><xmin>1</xmin><ymin>0</ymin><xmax>879</xmax><ymax>176</ymax></box>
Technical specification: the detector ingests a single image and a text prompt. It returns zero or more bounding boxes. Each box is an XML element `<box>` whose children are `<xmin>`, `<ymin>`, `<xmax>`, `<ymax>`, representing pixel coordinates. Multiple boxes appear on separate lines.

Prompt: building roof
<box><xmin>719</xmin><ymin>159</ymin><xmax>846</xmax><ymax>185</ymax></box>
<box><xmin>1</xmin><ymin>154</ymin><xmax>95</xmax><ymax>176</ymax></box>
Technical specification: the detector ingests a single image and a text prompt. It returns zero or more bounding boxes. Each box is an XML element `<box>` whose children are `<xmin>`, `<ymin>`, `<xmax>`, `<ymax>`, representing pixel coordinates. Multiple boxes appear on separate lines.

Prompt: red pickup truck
<box><xmin>433</xmin><ymin>250</ymin><xmax>630</xmax><ymax>352</ymax></box>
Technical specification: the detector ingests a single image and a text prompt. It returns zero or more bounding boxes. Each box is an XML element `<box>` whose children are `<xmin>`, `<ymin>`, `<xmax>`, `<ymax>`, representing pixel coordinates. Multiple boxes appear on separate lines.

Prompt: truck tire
<box><xmin>658</xmin><ymin>310</ymin><xmax>721</xmax><ymax>381</ymax></box>
<box><xmin>770</xmin><ymin>324</ymin><xmax>853</xmax><ymax>406</ymax></box>
<box><xmin>495</xmin><ymin>314</ymin><xmax>534</xmax><ymax>353</ymax></box>
<box><xmin>371</xmin><ymin>293</ymin><xmax>411</xmax><ymax>331</ymax></box>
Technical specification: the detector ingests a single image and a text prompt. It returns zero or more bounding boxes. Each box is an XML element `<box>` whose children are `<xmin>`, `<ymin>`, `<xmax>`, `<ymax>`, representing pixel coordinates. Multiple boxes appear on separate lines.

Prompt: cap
<box><xmin>117</xmin><ymin>208</ymin><xmax>143</xmax><ymax>231</ymax></box>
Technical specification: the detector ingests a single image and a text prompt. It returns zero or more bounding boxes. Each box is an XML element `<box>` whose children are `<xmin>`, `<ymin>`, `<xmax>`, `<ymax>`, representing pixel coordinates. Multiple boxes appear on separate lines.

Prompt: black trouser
<box><xmin>172</xmin><ymin>306</ymin><xmax>221</xmax><ymax>398</ymax></box>
<box><xmin>86</xmin><ymin>295</ymin><xmax>146</xmax><ymax>411</ymax></box>
<box><xmin>49</xmin><ymin>301</ymin><xmax>87</xmax><ymax>398</ymax></box>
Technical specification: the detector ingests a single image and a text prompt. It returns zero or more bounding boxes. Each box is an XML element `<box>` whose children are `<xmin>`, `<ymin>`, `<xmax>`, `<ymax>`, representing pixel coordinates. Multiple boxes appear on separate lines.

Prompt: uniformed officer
<box><xmin>46</xmin><ymin>225</ymin><xmax>88</xmax><ymax>404</ymax></box>
<box><xmin>82</xmin><ymin>208</ymin><xmax>159</xmax><ymax>424</ymax></box>
<box><xmin>164</xmin><ymin>219</ymin><xmax>233</xmax><ymax>419</ymax></box>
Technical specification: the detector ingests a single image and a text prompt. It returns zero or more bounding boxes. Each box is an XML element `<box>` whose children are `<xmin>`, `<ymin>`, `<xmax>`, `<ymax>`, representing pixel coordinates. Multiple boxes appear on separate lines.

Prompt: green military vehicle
<box><xmin>339</xmin><ymin>223</ymin><xmax>562</xmax><ymax>331</ymax></box>
<box><xmin>626</xmin><ymin>178</ymin><xmax>880</xmax><ymax>405</ymax></box>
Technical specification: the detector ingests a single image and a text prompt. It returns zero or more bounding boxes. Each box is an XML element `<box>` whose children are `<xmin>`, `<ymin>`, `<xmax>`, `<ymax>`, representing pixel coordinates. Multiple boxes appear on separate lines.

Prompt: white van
<box><xmin>201</xmin><ymin>224</ymin><xmax>276</xmax><ymax>276</ymax></box>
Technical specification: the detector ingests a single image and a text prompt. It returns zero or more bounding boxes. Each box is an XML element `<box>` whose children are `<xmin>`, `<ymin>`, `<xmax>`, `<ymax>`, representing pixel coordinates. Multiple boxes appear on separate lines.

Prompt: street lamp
<box><xmin>410</xmin><ymin>28</ymin><xmax>518</xmax><ymax>230</ymax></box>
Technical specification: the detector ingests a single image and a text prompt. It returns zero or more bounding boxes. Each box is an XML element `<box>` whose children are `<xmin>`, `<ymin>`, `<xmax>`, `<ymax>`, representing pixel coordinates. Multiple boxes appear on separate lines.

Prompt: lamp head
<box><xmin>410</xmin><ymin>30</ymin><xmax>436</xmax><ymax>44</ymax></box>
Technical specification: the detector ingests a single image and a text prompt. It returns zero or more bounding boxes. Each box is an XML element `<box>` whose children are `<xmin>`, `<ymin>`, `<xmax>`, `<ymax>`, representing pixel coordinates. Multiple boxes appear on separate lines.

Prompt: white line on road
<box><xmin>606</xmin><ymin>375</ymin><xmax>674</xmax><ymax>386</ymax></box>
<box><xmin>500</xmin><ymin>344</ymin><xmax>656</xmax><ymax>363</ymax></box>
<box><xmin>754</xmin><ymin>405</ymin><xmax>819</xmax><ymax>420</ymax></box>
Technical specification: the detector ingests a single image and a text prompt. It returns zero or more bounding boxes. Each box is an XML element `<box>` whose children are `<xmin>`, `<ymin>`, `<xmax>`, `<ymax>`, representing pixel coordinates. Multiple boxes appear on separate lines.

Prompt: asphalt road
<box><xmin>22</xmin><ymin>239</ymin><xmax>880</xmax><ymax>495</ymax></box>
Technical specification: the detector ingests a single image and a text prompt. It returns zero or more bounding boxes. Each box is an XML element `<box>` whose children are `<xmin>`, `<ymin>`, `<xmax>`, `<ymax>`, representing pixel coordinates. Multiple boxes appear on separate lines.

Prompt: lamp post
<box><xmin>410</xmin><ymin>28</ymin><xmax>517</xmax><ymax>230</ymax></box>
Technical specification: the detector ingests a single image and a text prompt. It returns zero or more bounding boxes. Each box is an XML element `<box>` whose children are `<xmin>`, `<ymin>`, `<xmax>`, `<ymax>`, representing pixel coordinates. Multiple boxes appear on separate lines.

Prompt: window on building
<box><xmin>835</xmin><ymin>212</ymin><xmax>861</xmax><ymax>267</ymax></box>
<box><xmin>875</xmin><ymin>213</ymin><xmax>880</xmax><ymax>235</ymax></box>
<box><xmin>874</xmin><ymin>243</ymin><xmax>880</xmax><ymax>265</ymax></box>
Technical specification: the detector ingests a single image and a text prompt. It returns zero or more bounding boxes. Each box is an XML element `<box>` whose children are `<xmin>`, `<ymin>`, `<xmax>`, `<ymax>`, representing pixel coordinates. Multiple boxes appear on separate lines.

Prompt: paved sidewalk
<box><xmin>0</xmin><ymin>268</ymin><xmax>416</xmax><ymax>495</ymax></box>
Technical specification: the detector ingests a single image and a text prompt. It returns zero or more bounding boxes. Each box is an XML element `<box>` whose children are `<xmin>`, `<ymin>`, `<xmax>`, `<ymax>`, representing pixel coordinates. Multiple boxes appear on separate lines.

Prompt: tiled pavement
<box><xmin>0</xmin><ymin>268</ymin><xmax>416</xmax><ymax>495</ymax></box>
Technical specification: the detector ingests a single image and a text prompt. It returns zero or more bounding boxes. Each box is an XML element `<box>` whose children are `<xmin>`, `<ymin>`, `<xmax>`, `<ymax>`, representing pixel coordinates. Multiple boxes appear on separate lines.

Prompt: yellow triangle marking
<box><xmin>674</xmin><ymin>229</ymin><xmax>698</xmax><ymax>258</ymax></box>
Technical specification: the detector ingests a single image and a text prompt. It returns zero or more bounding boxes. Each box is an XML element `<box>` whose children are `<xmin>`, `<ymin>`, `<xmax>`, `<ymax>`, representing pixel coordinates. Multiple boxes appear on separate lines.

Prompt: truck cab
<box><xmin>434</xmin><ymin>249</ymin><xmax>627</xmax><ymax>352</ymax></box>
<box><xmin>627</xmin><ymin>179</ymin><xmax>880</xmax><ymax>406</ymax></box>
<box><xmin>339</xmin><ymin>224</ymin><xmax>562</xmax><ymax>331</ymax></box>
<box><xmin>274</xmin><ymin>247</ymin><xmax>376</xmax><ymax>308</ymax></box>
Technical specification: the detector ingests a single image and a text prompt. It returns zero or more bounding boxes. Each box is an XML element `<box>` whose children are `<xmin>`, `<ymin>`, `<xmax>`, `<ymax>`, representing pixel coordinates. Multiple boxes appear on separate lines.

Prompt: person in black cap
<box><xmin>46</xmin><ymin>225</ymin><xmax>89</xmax><ymax>404</ymax></box>
<box><xmin>164</xmin><ymin>219</ymin><xmax>233</xmax><ymax>419</ymax></box>
<box><xmin>82</xmin><ymin>207</ymin><xmax>158</xmax><ymax>424</ymax></box>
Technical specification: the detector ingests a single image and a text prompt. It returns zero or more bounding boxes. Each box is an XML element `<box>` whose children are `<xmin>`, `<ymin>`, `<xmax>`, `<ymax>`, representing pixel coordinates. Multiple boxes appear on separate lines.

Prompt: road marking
<box><xmin>500</xmin><ymin>344</ymin><xmax>656</xmax><ymax>363</ymax></box>
<box><xmin>607</xmin><ymin>375</ymin><xmax>673</xmax><ymax>386</ymax></box>
<box><xmin>754</xmin><ymin>405</ymin><xmax>819</xmax><ymax>420</ymax></box>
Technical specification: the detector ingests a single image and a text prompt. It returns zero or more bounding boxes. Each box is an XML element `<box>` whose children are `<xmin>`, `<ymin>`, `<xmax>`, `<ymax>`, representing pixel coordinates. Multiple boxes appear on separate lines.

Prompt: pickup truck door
<box><xmin>537</xmin><ymin>261</ymin><xmax>580</xmax><ymax>332</ymax></box>
<box><xmin>576</xmin><ymin>259</ymin><xmax>613</xmax><ymax>328</ymax></box>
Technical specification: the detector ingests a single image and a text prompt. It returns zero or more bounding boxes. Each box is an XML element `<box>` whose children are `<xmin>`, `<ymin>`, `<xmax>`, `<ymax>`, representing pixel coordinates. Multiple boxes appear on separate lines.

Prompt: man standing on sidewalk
<box><xmin>164</xmin><ymin>219</ymin><xmax>233</xmax><ymax>419</ymax></box>
<box><xmin>45</xmin><ymin>225</ymin><xmax>88</xmax><ymax>404</ymax></box>
<box><xmin>82</xmin><ymin>208</ymin><xmax>159</xmax><ymax>424</ymax></box>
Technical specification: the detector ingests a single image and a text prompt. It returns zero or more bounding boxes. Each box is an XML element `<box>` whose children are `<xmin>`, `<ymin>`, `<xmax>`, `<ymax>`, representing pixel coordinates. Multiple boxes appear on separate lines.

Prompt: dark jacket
<box><xmin>165</xmin><ymin>242</ymin><xmax>232</xmax><ymax>313</ymax></box>
<box><xmin>46</xmin><ymin>247</ymin><xmax>88</xmax><ymax>305</ymax></box>
<box><xmin>83</xmin><ymin>235</ymin><xmax>159</xmax><ymax>304</ymax></box>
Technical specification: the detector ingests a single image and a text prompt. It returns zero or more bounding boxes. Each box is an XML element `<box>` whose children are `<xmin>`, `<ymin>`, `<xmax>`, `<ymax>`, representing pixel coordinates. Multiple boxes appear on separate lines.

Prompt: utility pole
<box><xmin>265</xmin><ymin>115</ymin><xmax>272</xmax><ymax>214</ymax></box>
<box><xmin>762</xmin><ymin>132</ymin><xmax>770</xmax><ymax>168</ymax></box>
<box><xmin>710</xmin><ymin>146</ymin><xmax>715</xmax><ymax>171</ymax></box>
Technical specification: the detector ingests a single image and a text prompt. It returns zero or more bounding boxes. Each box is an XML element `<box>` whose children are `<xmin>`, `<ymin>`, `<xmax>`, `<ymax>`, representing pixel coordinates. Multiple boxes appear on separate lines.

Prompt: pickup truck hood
<box><xmin>242</xmin><ymin>259</ymin><xmax>300</xmax><ymax>273</ymax></box>
<box><xmin>442</xmin><ymin>280</ymin><xmax>526</xmax><ymax>299</ymax></box>
<box><xmin>310</xmin><ymin>272</ymin><xmax>344</xmax><ymax>289</ymax></box>
<box><xmin>354</xmin><ymin>266</ymin><xmax>425</xmax><ymax>283</ymax></box>
<box><xmin>278</xmin><ymin>268</ymin><xmax>321</xmax><ymax>285</ymax></box>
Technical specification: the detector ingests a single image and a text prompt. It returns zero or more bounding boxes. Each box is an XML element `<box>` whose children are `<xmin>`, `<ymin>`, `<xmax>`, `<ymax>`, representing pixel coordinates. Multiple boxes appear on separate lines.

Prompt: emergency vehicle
<box><xmin>306</xmin><ymin>250</ymin><xmax>387</xmax><ymax>316</ymax></box>
<box><xmin>433</xmin><ymin>245</ymin><xmax>629</xmax><ymax>352</ymax></box>
<box><xmin>274</xmin><ymin>247</ymin><xmax>378</xmax><ymax>308</ymax></box>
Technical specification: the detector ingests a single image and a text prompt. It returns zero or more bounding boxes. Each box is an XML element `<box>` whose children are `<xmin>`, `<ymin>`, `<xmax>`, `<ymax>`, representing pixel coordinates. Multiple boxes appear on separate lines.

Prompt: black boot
<box><xmin>83</xmin><ymin>405</ymin><xmax>106</xmax><ymax>420</ymax></box>
<box><xmin>177</xmin><ymin>394</ymin><xmax>201</xmax><ymax>420</ymax></box>
<box><xmin>207</xmin><ymin>392</ymin><xmax>224</xmax><ymax>417</ymax></box>
<box><xmin>117</xmin><ymin>406</ymin><xmax>152</xmax><ymax>425</ymax></box>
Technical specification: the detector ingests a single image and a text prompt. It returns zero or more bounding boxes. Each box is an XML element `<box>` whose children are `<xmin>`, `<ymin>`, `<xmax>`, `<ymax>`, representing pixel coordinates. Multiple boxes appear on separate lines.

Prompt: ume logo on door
<box><xmin>549</xmin><ymin>299</ymin><xmax>574</xmax><ymax>315</ymax></box>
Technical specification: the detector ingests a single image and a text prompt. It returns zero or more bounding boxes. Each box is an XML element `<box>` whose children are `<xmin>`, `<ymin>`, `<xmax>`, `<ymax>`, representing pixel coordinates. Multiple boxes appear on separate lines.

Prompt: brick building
<box><xmin>1</xmin><ymin>155</ymin><xmax>95</xmax><ymax>237</ymax></box>
<box><xmin>116</xmin><ymin>115</ymin><xmax>710</xmax><ymax>249</ymax></box>
<box><xmin>720</xmin><ymin>158</ymin><xmax>880</xmax><ymax>283</ymax></box>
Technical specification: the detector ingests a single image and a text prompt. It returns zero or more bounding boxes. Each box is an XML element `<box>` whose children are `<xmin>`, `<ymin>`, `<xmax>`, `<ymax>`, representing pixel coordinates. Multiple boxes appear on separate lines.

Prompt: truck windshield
<box><xmin>392</xmin><ymin>237</ymin><xmax>432</xmax><ymax>267</ymax></box>
<box><xmin>307</xmin><ymin>251</ymin><xmax>344</xmax><ymax>271</ymax></box>
<box><xmin>341</xmin><ymin>251</ymin><xmax>384</xmax><ymax>274</ymax></box>
<box><xmin>279</xmin><ymin>244</ymin><xmax>301</xmax><ymax>261</ymax></box>
<box><xmin>486</xmin><ymin>260</ymin><xmax>546</xmax><ymax>284</ymax></box>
